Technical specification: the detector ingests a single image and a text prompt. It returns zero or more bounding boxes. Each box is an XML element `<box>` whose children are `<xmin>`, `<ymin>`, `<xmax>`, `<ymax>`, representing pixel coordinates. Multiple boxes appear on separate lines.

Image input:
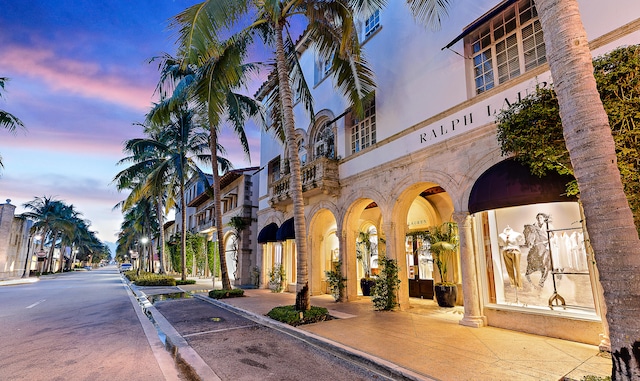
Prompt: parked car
<box><xmin>120</xmin><ymin>263</ymin><xmax>133</xmax><ymax>272</ymax></box>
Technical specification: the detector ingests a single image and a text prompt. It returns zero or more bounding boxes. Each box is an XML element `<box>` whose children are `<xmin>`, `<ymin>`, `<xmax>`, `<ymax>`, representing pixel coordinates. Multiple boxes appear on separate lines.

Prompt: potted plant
<box><xmin>356</xmin><ymin>231</ymin><xmax>376</xmax><ymax>296</ymax></box>
<box><xmin>426</xmin><ymin>222</ymin><xmax>459</xmax><ymax>307</ymax></box>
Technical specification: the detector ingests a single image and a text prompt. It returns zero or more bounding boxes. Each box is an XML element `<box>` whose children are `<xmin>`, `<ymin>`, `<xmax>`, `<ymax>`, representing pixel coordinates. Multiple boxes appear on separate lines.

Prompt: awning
<box><xmin>257</xmin><ymin>223</ymin><xmax>279</xmax><ymax>244</ymax></box>
<box><xmin>442</xmin><ymin>0</ymin><xmax>516</xmax><ymax>50</ymax></box>
<box><xmin>468</xmin><ymin>159</ymin><xmax>577</xmax><ymax>213</ymax></box>
<box><xmin>276</xmin><ymin>218</ymin><xmax>295</xmax><ymax>241</ymax></box>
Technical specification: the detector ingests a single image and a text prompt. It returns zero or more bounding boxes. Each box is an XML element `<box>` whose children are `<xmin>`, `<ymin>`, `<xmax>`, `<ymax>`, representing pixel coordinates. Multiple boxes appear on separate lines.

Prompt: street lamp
<box><xmin>140</xmin><ymin>237</ymin><xmax>149</xmax><ymax>272</ymax></box>
<box><xmin>22</xmin><ymin>234</ymin><xmax>42</xmax><ymax>278</ymax></box>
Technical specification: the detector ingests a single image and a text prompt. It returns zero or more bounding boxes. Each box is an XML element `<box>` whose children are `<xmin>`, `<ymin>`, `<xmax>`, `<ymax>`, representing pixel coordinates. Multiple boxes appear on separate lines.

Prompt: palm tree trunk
<box><xmin>47</xmin><ymin>231</ymin><xmax>59</xmax><ymax>273</ymax></box>
<box><xmin>156</xmin><ymin>201</ymin><xmax>166</xmax><ymax>274</ymax></box>
<box><xmin>210</xmin><ymin>128</ymin><xmax>232</xmax><ymax>290</ymax></box>
<box><xmin>535</xmin><ymin>1</ymin><xmax>640</xmax><ymax>378</ymax></box>
<box><xmin>275</xmin><ymin>23</ymin><xmax>310</xmax><ymax>311</ymax></box>
<box><xmin>180</xmin><ymin>179</ymin><xmax>188</xmax><ymax>282</ymax></box>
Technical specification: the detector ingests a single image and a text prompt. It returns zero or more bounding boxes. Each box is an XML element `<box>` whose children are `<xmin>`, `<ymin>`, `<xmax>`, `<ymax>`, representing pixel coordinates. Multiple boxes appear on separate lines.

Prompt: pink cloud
<box><xmin>0</xmin><ymin>45</ymin><xmax>156</xmax><ymax>112</ymax></box>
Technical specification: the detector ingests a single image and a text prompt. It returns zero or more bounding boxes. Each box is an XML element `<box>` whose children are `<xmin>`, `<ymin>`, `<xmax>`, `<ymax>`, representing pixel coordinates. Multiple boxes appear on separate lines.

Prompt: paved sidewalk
<box><xmin>150</xmin><ymin>278</ymin><xmax>612</xmax><ymax>381</ymax></box>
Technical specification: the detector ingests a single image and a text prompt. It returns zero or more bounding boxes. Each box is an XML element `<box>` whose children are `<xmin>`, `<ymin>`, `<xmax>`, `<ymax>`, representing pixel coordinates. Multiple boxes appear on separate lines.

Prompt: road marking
<box><xmin>182</xmin><ymin>324</ymin><xmax>257</xmax><ymax>338</ymax></box>
<box><xmin>26</xmin><ymin>299</ymin><xmax>46</xmax><ymax>309</ymax></box>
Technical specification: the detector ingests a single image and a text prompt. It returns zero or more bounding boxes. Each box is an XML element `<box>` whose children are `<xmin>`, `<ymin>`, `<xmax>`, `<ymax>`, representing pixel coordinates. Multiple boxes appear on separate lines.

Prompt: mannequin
<box><xmin>498</xmin><ymin>226</ymin><xmax>525</xmax><ymax>288</ymax></box>
<box><xmin>418</xmin><ymin>250</ymin><xmax>433</xmax><ymax>279</ymax></box>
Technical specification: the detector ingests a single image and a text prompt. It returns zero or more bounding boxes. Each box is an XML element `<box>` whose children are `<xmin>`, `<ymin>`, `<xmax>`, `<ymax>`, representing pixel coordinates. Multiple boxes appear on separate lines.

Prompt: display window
<box><xmin>477</xmin><ymin>202</ymin><xmax>597</xmax><ymax>316</ymax></box>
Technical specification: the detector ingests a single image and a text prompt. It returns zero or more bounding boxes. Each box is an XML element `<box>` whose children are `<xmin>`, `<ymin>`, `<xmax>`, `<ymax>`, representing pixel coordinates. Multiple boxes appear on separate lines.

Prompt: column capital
<box><xmin>451</xmin><ymin>211</ymin><xmax>470</xmax><ymax>226</ymax></box>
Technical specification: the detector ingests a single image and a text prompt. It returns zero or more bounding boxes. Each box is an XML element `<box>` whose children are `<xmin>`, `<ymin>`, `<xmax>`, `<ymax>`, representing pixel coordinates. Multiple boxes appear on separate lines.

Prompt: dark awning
<box><xmin>442</xmin><ymin>0</ymin><xmax>516</xmax><ymax>50</ymax></box>
<box><xmin>468</xmin><ymin>159</ymin><xmax>577</xmax><ymax>213</ymax></box>
<box><xmin>276</xmin><ymin>218</ymin><xmax>295</xmax><ymax>241</ymax></box>
<box><xmin>257</xmin><ymin>223</ymin><xmax>279</xmax><ymax>244</ymax></box>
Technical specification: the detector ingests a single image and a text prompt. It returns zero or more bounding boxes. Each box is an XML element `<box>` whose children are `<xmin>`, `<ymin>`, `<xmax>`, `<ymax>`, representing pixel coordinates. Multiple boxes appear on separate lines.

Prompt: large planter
<box><xmin>360</xmin><ymin>278</ymin><xmax>376</xmax><ymax>296</ymax></box>
<box><xmin>434</xmin><ymin>284</ymin><xmax>457</xmax><ymax>307</ymax></box>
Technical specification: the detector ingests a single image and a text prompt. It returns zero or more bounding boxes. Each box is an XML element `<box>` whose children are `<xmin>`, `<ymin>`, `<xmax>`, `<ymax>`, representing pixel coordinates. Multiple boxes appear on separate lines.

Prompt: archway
<box><xmin>343</xmin><ymin>198</ymin><xmax>384</xmax><ymax>299</ymax></box>
<box><xmin>223</xmin><ymin>232</ymin><xmax>238</xmax><ymax>282</ymax></box>
<box><xmin>308</xmin><ymin>208</ymin><xmax>338</xmax><ymax>295</ymax></box>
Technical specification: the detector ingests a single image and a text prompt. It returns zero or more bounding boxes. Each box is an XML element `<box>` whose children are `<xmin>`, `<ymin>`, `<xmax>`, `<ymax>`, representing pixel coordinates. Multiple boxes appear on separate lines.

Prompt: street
<box><xmin>0</xmin><ymin>267</ymin><xmax>391</xmax><ymax>381</ymax></box>
<box><xmin>0</xmin><ymin>267</ymin><xmax>173</xmax><ymax>381</ymax></box>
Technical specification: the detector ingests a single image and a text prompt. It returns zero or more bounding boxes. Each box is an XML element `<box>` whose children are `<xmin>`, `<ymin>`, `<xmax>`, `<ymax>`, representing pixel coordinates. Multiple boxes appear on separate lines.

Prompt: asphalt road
<box><xmin>1</xmin><ymin>267</ymin><xmax>392</xmax><ymax>381</ymax></box>
<box><xmin>0</xmin><ymin>267</ymin><xmax>174</xmax><ymax>381</ymax></box>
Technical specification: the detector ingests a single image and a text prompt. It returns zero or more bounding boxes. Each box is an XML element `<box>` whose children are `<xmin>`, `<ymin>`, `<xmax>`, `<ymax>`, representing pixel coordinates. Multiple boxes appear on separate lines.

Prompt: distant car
<box><xmin>120</xmin><ymin>263</ymin><xmax>133</xmax><ymax>272</ymax></box>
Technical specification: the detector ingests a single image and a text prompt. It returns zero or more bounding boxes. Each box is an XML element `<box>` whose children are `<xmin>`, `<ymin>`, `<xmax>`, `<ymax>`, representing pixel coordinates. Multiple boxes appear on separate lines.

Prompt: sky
<box><xmin>0</xmin><ymin>1</ymin><xmax>267</xmax><ymax>249</ymax></box>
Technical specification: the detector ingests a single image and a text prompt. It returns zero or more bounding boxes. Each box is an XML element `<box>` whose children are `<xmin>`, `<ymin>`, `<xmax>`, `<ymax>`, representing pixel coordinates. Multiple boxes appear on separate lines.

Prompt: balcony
<box><xmin>270</xmin><ymin>156</ymin><xmax>340</xmax><ymax>207</ymax></box>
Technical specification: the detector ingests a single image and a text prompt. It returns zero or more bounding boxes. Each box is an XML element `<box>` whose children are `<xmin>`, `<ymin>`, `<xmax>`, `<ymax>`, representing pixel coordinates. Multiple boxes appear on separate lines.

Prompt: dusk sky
<box><xmin>1</xmin><ymin>1</ymin><xmax>267</xmax><ymax>248</ymax></box>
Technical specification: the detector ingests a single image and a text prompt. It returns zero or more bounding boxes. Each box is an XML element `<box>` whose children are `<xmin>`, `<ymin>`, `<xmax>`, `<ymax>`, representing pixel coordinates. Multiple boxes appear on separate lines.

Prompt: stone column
<box><xmin>341</xmin><ymin>228</ymin><xmax>359</xmax><ymax>301</ymax></box>
<box><xmin>382</xmin><ymin>220</ymin><xmax>409</xmax><ymax>311</ymax></box>
<box><xmin>453</xmin><ymin>211</ymin><xmax>486</xmax><ymax>327</ymax></box>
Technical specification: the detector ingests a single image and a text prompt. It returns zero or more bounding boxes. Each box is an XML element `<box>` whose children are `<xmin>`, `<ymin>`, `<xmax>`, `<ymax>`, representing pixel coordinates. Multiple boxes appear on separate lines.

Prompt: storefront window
<box><xmin>477</xmin><ymin>202</ymin><xmax>597</xmax><ymax>315</ymax></box>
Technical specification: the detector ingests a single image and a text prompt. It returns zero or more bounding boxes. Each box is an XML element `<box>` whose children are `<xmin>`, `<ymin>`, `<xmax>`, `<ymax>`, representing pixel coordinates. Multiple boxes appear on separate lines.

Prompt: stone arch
<box><xmin>222</xmin><ymin>230</ymin><xmax>238</xmax><ymax>282</ymax></box>
<box><xmin>457</xmin><ymin>148</ymin><xmax>506</xmax><ymax>213</ymax></box>
<box><xmin>390</xmin><ymin>179</ymin><xmax>457</xmax><ymax>308</ymax></box>
<box><xmin>341</xmin><ymin>195</ymin><xmax>386</xmax><ymax>300</ymax></box>
<box><xmin>307</xmin><ymin>207</ymin><xmax>339</xmax><ymax>295</ymax></box>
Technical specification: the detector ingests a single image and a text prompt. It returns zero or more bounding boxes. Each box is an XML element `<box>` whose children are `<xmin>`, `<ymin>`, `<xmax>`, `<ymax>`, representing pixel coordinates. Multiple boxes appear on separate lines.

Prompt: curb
<box><xmin>192</xmin><ymin>294</ymin><xmax>438</xmax><ymax>381</ymax></box>
<box><xmin>0</xmin><ymin>277</ymin><xmax>39</xmax><ymax>286</ymax></box>
<box><xmin>123</xmin><ymin>277</ymin><xmax>220</xmax><ymax>381</ymax></box>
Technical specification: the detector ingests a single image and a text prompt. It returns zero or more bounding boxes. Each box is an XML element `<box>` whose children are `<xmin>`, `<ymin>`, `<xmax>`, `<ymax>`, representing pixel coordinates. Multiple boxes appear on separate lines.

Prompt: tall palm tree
<box><xmin>0</xmin><ymin>77</ymin><xmax>25</xmax><ymax>169</ymax></box>
<box><xmin>148</xmin><ymin>44</ymin><xmax>263</xmax><ymax>290</ymax></box>
<box><xmin>22</xmin><ymin>196</ymin><xmax>74</xmax><ymax>273</ymax></box>
<box><xmin>114</xmin><ymin>125</ymin><xmax>169</xmax><ymax>274</ymax></box>
<box><xmin>531</xmin><ymin>1</ymin><xmax>640</xmax><ymax>377</ymax></box>
<box><xmin>118</xmin><ymin>110</ymin><xmax>214</xmax><ymax>281</ymax></box>
<box><xmin>171</xmin><ymin>0</ymin><xmax>375</xmax><ymax>310</ymax></box>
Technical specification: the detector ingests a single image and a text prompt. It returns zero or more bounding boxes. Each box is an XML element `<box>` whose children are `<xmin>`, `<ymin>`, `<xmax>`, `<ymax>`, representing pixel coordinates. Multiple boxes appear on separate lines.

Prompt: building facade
<box><xmin>255</xmin><ymin>0</ymin><xmax>640</xmax><ymax>345</ymax></box>
<box><xmin>0</xmin><ymin>200</ymin><xmax>35</xmax><ymax>279</ymax></box>
<box><xmin>178</xmin><ymin>168</ymin><xmax>260</xmax><ymax>285</ymax></box>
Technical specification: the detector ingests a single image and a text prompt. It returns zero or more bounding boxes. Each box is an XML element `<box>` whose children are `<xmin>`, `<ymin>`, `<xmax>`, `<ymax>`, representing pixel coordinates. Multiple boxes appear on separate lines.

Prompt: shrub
<box><xmin>266</xmin><ymin>305</ymin><xmax>330</xmax><ymax>326</ymax></box>
<box><xmin>371</xmin><ymin>257</ymin><xmax>401</xmax><ymax>311</ymax></box>
<box><xmin>124</xmin><ymin>270</ymin><xmax>138</xmax><ymax>282</ymax></box>
<box><xmin>268</xmin><ymin>263</ymin><xmax>286</xmax><ymax>293</ymax></box>
<box><xmin>133</xmin><ymin>273</ymin><xmax>177</xmax><ymax>287</ymax></box>
<box><xmin>209</xmin><ymin>289</ymin><xmax>244</xmax><ymax>299</ymax></box>
<box><xmin>325</xmin><ymin>261</ymin><xmax>346</xmax><ymax>302</ymax></box>
<box><xmin>176</xmin><ymin>279</ymin><xmax>196</xmax><ymax>285</ymax></box>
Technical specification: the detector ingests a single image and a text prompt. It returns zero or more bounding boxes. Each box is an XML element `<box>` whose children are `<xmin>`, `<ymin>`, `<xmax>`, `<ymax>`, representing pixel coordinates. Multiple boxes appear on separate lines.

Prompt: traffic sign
<box><xmin>36</xmin><ymin>251</ymin><xmax>47</xmax><ymax>258</ymax></box>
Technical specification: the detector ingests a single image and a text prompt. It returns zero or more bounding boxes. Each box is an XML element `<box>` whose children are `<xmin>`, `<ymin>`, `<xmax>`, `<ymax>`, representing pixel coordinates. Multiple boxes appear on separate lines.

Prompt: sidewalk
<box><xmin>157</xmin><ymin>278</ymin><xmax>611</xmax><ymax>381</ymax></box>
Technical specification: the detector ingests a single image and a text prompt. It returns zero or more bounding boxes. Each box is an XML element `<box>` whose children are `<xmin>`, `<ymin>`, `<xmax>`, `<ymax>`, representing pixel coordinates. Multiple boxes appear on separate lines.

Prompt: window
<box><xmin>467</xmin><ymin>0</ymin><xmax>546</xmax><ymax>94</ymax></box>
<box><xmin>364</xmin><ymin>9</ymin><xmax>381</xmax><ymax>38</ymax></box>
<box><xmin>314</xmin><ymin>121</ymin><xmax>335</xmax><ymax>159</ymax></box>
<box><xmin>314</xmin><ymin>53</ymin><xmax>334</xmax><ymax>85</ymax></box>
<box><xmin>298</xmin><ymin>138</ymin><xmax>307</xmax><ymax>165</ymax></box>
<box><xmin>268</xmin><ymin>157</ymin><xmax>281</xmax><ymax>184</ymax></box>
<box><xmin>350</xmin><ymin>98</ymin><xmax>376</xmax><ymax>154</ymax></box>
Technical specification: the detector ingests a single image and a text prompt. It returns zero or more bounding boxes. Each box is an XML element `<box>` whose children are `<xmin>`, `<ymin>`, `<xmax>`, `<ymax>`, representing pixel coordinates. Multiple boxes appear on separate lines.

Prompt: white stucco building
<box><xmin>254</xmin><ymin>0</ymin><xmax>640</xmax><ymax>345</ymax></box>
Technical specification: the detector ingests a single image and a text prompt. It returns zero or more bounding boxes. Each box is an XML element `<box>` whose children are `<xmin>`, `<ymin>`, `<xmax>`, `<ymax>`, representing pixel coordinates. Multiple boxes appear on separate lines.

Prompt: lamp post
<box><xmin>140</xmin><ymin>237</ymin><xmax>149</xmax><ymax>273</ymax></box>
<box><xmin>22</xmin><ymin>234</ymin><xmax>41</xmax><ymax>278</ymax></box>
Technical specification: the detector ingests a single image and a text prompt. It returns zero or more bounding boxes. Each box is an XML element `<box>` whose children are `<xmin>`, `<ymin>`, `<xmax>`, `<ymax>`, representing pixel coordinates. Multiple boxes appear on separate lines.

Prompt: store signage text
<box><xmin>418</xmin><ymin>80</ymin><xmax>550</xmax><ymax>146</ymax></box>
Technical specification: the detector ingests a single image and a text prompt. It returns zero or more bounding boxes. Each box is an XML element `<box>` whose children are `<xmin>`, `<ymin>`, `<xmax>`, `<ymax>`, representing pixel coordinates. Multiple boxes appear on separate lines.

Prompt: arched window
<box><xmin>314</xmin><ymin>121</ymin><xmax>335</xmax><ymax>159</ymax></box>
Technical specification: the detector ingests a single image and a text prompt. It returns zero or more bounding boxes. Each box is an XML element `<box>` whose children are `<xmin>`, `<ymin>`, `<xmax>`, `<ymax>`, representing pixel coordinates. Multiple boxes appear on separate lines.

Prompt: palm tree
<box><xmin>148</xmin><ymin>43</ymin><xmax>263</xmax><ymax>290</ymax></box>
<box><xmin>118</xmin><ymin>110</ymin><xmax>214</xmax><ymax>281</ymax></box>
<box><xmin>0</xmin><ymin>77</ymin><xmax>25</xmax><ymax>169</ymax></box>
<box><xmin>531</xmin><ymin>1</ymin><xmax>640</xmax><ymax>377</ymax></box>
<box><xmin>22</xmin><ymin>196</ymin><xmax>74</xmax><ymax>273</ymax></box>
<box><xmin>114</xmin><ymin>124</ymin><xmax>169</xmax><ymax>274</ymax></box>
<box><xmin>171</xmin><ymin>0</ymin><xmax>375</xmax><ymax>310</ymax></box>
